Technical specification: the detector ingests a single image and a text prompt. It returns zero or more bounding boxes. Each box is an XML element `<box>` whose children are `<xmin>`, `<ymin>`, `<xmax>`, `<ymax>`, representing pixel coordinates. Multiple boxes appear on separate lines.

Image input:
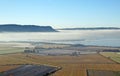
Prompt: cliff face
<box><xmin>0</xmin><ymin>24</ymin><xmax>57</xmax><ymax>32</ymax></box>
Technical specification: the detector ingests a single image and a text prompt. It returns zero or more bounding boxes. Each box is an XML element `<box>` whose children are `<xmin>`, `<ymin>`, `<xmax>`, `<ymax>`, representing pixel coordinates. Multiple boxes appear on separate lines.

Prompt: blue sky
<box><xmin>0</xmin><ymin>0</ymin><xmax>120</xmax><ymax>28</ymax></box>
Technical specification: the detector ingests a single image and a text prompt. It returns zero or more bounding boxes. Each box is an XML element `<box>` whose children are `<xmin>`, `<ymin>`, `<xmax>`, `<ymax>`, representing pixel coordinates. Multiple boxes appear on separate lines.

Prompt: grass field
<box><xmin>0</xmin><ymin>53</ymin><xmax>120</xmax><ymax>76</ymax></box>
<box><xmin>0</xmin><ymin>43</ymin><xmax>32</xmax><ymax>54</ymax></box>
<box><xmin>87</xmin><ymin>70</ymin><xmax>120</xmax><ymax>76</ymax></box>
<box><xmin>0</xmin><ymin>47</ymin><xmax>24</xmax><ymax>54</ymax></box>
<box><xmin>100</xmin><ymin>52</ymin><xmax>120</xmax><ymax>63</ymax></box>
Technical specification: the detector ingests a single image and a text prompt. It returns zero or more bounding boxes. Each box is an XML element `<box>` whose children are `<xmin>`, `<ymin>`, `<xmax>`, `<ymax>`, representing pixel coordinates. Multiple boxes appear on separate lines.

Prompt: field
<box><xmin>100</xmin><ymin>52</ymin><xmax>120</xmax><ymax>63</ymax></box>
<box><xmin>87</xmin><ymin>70</ymin><xmax>120</xmax><ymax>76</ymax></box>
<box><xmin>0</xmin><ymin>53</ymin><xmax>120</xmax><ymax>76</ymax></box>
<box><xmin>0</xmin><ymin>43</ymin><xmax>32</xmax><ymax>54</ymax></box>
<box><xmin>0</xmin><ymin>43</ymin><xmax>120</xmax><ymax>76</ymax></box>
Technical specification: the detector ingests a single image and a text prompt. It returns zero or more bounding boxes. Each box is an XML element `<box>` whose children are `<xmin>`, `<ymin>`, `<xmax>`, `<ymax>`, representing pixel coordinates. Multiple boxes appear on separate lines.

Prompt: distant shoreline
<box><xmin>58</xmin><ymin>27</ymin><xmax>120</xmax><ymax>30</ymax></box>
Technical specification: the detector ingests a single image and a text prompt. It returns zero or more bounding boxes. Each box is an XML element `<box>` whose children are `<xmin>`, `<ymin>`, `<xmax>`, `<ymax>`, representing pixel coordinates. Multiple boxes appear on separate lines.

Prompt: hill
<box><xmin>59</xmin><ymin>27</ymin><xmax>120</xmax><ymax>30</ymax></box>
<box><xmin>0</xmin><ymin>24</ymin><xmax>57</xmax><ymax>32</ymax></box>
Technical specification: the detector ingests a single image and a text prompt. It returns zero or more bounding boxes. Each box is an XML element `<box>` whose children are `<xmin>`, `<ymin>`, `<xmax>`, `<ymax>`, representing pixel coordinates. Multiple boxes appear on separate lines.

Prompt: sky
<box><xmin>0</xmin><ymin>0</ymin><xmax>120</xmax><ymax>28</ymax></box>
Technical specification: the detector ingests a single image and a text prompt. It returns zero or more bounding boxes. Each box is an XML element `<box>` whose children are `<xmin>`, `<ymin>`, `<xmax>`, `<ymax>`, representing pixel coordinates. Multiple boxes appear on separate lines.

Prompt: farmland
<box><xmin>100</xmin><ymin>52</ymin><xmax>120</xmax><ymax>63</ymax></box>
<box><xmin>0</xmin><ymin>43</ymin><xmax>33</xmax><ymax>54</ymax></box>
<box><xmin>87</xmin><ymin>70</ymin><xmax>120</xmax><ymax>76</ymax></box>
<box><xmin>0</xmin><ymin>53</ymin><xmax>120</xmax><ymax>76</ymax></box>
<box><xmin>0</xmin><ymin>43</ymin><xmax>120</xmax><ymax>76</ymax></box>
<box><xmin>2</xmin><ymin>65</ymin><xmax>59</xmax><ymax>76</ymax></box>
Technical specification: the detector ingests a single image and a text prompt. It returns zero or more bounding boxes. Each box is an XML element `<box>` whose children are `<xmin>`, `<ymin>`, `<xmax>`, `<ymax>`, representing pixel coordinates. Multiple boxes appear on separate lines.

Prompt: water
<box><xmin>0</xmin><ymin>30</ymin><xmax>120</xmax><ymax>47</ymax></box>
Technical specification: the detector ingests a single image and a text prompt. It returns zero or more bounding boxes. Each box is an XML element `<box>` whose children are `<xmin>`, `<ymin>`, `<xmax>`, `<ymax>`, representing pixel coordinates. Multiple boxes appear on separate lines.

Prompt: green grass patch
<box><xmin>0</xmin><ymin>47</ymin><xmax>24</xmax><ymax>54</ymax></box>
<box><xmin>100</xmin><ymin>52</ymin><xmax>120</xmax><ymax>63</ymax></box>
